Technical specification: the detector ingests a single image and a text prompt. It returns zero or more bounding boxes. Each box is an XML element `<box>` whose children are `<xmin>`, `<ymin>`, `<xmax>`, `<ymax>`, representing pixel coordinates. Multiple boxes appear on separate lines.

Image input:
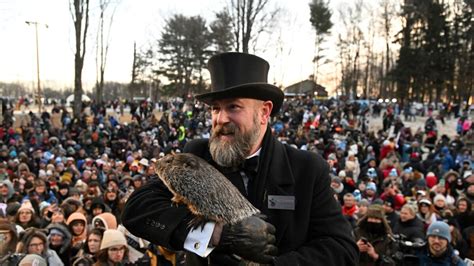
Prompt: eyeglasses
<box><xmin>108</xmin><ymin>246</ymin><xmax>126</xmax><ymax>252</ymax></box>
<box><xmin>19</xmin><ymin>211</ymin><xmax>32</xmax><ymax>215</ymax></box>
<box><xmin>28</xmin><ymin>242</ymin><xmax>44</xmax><ymax>248</ymax></box>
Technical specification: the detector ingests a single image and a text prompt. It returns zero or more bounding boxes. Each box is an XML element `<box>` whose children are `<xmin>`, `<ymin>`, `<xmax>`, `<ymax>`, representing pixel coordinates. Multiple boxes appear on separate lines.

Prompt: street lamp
<box><xmin>25</xmin><ymin>21</ymin><xmax>48</xmax><ymax>113</ymax></box>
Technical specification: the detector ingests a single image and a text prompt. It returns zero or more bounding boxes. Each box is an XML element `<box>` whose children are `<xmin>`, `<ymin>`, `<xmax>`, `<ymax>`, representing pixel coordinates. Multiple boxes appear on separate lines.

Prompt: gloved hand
<box><xmin>217</xmin><ymin>215</ymin><xmax>278</xmax><ymax>264</ymax></box>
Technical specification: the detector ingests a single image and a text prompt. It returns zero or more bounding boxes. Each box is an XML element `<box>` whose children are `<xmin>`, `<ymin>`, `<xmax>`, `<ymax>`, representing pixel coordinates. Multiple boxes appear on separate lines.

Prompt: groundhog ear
<box><xmin>184</xmin><ymin>159</ymin><xmax>198</xmax><ymax>169</ymax></box>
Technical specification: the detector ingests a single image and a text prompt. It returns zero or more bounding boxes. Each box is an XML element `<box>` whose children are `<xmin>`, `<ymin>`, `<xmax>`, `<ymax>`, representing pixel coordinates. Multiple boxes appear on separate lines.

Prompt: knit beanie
<box><xmin>366</xmin><ymin>182</ymin><xmax>377</xmax><ymax>192</ymax></box>
<box><xmin>18</xmin><ymin>201</ymin><xmax>35</xmax><ymax>214</ymax></box>
<box><xmin>100</xmin><ymin>229</ymin><xmax>127</xmax><ymax>250</ymax></box>
<box><xmin>426</xmin><ymin>172</ymin><xmax>437</xmax><ymax>188</ymax></box>
<box><xmin>19</xmin><ymin>254</ymin><xmax>47</xmax><ymax>266</ymax></box>
<box><xmin>427</xmin><ymin>221</ymin><xmax>451</xmax><ymax>242</ymax></box>
<box><xmin>433</xmin><ymin>194</ymin><xmax>447</xmax><ymax>204</ymax></box>
<box><xmin>358</xmin><ymin>199</ymin><xmax>370</xmax><ymax>207</ymax></box>
<box><xmin>367</xmin><ymin>204</ymin><xmax>385</xmax><ymax>220</ymax></box>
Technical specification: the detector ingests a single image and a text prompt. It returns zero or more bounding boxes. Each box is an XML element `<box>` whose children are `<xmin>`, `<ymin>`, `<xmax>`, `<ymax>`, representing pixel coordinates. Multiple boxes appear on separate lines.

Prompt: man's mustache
<box><xmin>214</xmin><ymin>124</ymin><xmax>238</xmax><ymax>135</ymax></box>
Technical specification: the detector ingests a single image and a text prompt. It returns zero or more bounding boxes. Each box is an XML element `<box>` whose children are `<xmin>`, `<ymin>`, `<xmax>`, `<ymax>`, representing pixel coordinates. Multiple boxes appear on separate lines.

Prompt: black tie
<box><xmin>242</xmin><ymin>156</ymin><xmax>259</xmax><ymax>175</ymax></box>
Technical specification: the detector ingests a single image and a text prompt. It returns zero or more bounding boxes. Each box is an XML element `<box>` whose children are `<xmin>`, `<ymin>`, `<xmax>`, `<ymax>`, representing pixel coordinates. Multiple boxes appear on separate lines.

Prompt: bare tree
<box><xmin>95</xmin><ymin>0</ymin><xmax>119</xmax><ymax>103</ymax></box>
<box><xmin>309</xmin><ymin>0</ymin><xmax>333</xmax><ymax>84</ymax></box>
<box><xmin>378</xmin><ymin>0</ymin><xmax>398</xmax><ymax>98</ymax></box>
<box><xmin>337</xmin><ymin>0</ymin><xmax>365</xmax><ymax>98</ymax></box>
<box><xmin>70</xmin><ymin>0</ymin><xmax>90</xmax><ymax>118</ymax></box>
<box><xmin>228</xmin><ymin>0</ymin><xmax>279</xmax><ymax>53</ymax></box>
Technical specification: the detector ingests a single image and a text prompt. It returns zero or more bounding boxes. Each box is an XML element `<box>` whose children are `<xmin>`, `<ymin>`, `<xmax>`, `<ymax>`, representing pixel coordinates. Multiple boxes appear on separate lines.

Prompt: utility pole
<box><xmin>25</xmin><ymin>21</ymin><xmax>48</xmax><ymax>114</ymax></box>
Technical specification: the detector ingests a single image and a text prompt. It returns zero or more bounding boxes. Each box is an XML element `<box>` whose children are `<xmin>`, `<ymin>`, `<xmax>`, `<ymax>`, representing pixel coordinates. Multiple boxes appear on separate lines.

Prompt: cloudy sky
<box><xmin>0</xmin><ymin>0</ymin><xmax>393</xmax><ymax>95</ymax></box>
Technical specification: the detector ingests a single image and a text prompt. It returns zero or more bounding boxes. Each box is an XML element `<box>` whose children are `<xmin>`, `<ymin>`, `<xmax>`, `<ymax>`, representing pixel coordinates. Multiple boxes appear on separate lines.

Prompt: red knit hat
<box><xmin>426</xmin><ymin>172</ymin><xmax>437</xmax><ymax>188</ymax></box>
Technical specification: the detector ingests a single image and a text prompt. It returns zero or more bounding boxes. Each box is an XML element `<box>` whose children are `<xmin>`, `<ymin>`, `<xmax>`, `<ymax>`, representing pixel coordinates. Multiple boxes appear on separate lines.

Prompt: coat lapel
<box><xmin>257</xmin><ymin>130</ymin><xmax>295</xmax><ymax>246</ymax></box>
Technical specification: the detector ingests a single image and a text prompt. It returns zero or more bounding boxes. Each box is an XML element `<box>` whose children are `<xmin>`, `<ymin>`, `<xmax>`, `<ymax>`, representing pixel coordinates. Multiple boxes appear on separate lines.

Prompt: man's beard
<box><xmin>209</xmin><ymin>113</ymin><xmax>261</xmax><ymax>168</ymax></box>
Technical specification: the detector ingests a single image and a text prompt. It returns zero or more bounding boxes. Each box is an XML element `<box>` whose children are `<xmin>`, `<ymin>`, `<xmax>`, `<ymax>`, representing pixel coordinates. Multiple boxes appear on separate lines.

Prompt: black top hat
<box><xmin>196</xmin><ymin>52</ymin><xmax>284</xmax><ymax>116</ymax></box>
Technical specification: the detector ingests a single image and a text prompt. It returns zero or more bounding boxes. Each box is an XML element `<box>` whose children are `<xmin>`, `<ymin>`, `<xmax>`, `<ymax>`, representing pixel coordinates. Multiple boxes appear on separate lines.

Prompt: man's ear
<box><xmin>261</xmin><ymin>101</ymin><xmax>273</xmax><ymax>124</ymax></box>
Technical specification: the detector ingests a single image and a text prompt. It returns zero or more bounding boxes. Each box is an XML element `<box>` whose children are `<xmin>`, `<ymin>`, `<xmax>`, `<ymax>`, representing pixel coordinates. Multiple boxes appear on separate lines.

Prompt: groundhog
<box><xmin>155</xmin><ymin>153</ymin><xmax>260</xmax><ymax>226</ymax></box>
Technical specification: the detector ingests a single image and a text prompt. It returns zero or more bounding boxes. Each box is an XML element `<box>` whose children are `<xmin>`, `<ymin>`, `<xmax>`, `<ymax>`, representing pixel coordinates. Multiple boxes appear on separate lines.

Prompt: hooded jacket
<box><xmin>66</xmin><ymin>212</ymin><xmax>88</xmax><ymax>246</ymax></box>
<box><xmin>91</xmin><ymin>212</ymin><xmax>117</xmax><ymax>230</ymax></box>
<box><xmin>0</xmin><ymin>179</ymin><xmax>15</xmax><ymax>203</ymax></box>
<box><xmin>46</xmin><ymin>222</ymin><xmax>72</xmax><ymax>254</ymax></box>
<box><xmin>46</xmin><ymin>222</ymin><xmax>72</xmax><ymax>265</ymax></box>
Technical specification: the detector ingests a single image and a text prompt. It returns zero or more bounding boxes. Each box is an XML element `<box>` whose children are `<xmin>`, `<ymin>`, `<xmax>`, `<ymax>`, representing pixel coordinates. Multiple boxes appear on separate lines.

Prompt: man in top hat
<box><xmin>122</xmin><ymin>52</ymin><xmax>358</xmax><ymax>265</ymax></box>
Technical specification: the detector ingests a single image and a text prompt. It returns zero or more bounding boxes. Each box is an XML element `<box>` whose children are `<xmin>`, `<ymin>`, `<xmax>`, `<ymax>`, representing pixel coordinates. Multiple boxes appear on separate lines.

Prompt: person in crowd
<box><xmin>0</xmin><ymin>221</ymin><xmax>18</xmax><ymax>257</ymax></box>
<box><xmin>417</xmin><ymin>198</ymin><xmax>439</xmax><ymax>231</ymax></box>
<box><xmin>91</xmin><ymin>212</ymin><xmax>117</xmax><ymax>231</ymax></box>
<box><xmin>383</xmin><ymin>197</ymin><xmax>399</xmax><ymax>231</ymax></box>
<box><xmin>454</xmin><ymin>197</ymin><xmax>474</xmax><ymax>233</ymax></box>
<box><xmin>94</xmin><ymin>229</ymin><xmax>129</xmax><ymax>266</ymax></box>
<box><xmin>102</xmin><ymin>188</ymin><xmax>123</xmax><ymax>224</ymax></box>
<box><xmin>75</xmin><ymin>227</ymin><xmax>105</xmax><ymax>264</ymax></box>
<box><xmin>122</xmin><ymin>52</ymin><xmax>358</xmax><ymax>265</ymax></box>
<box><xmin>66</xmin><ymin>212</ymin><xmax>88</xmax><ymax>256</ymax></box>
<box><xmin>355</xmin><ymin>204</ymin><xmax>396</xmax><ymax>265</ymax></box>
<box><xmin>356</xmin><ymin>199</ymin><xmax>370</xmax><ymax>222</ymax></box>
<box><xmin>16</xmin><ymin>227</ymin><xmax>64</xmax><ymax>265</ymax></box>
<box><xmin>46</xmin><ymin>222</ymin><xmax>72</xmax><ymax>265</ymax></box>
<box><xmin>364</xmin><ymin>181</ymin><xmax>379</xmax><ymax>203</ymax></box>
<box><xmin>0</xmin><ymin>179</ymin><xmax>15</xmax><ymax>204</ymax></box>
<box><xmin>393</xmin><ymin>204</ymin><xmax>425</xmax><ymax>242</ymax></box>
<box><xmin>342</xmin><ymin>193</ymin><xmax>359</xmax><ymax>228</ymax></box>
<box><xmin>433</xmin><ymin>193</ymin><xmax>450</xmax><ymax>219</ymax></box>
<box><xmin>15</xmin><ymin>201</ymin><xmax>40</xmax><ymax>230</ymax></box>
<box><xmin>446</xmin><ymin>218</ymin><xmax>470</xmax><ymax>259</ymax></box>
<box><xmin>417</xmin><ymin>221</ymin><xmax>466</xmax><ymax>265</ymax></box>
<box><xmin>380</xmin><ymin>179</ymin><xmax>406</xmax><ymax>211</ymax></box>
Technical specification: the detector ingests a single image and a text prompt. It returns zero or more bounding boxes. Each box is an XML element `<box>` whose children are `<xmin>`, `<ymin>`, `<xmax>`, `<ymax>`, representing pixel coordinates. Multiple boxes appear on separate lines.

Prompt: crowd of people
<box><xmin>0</xmin><ymin>95</ymin><xmax>473</xmax><ymax>265</ymax></box>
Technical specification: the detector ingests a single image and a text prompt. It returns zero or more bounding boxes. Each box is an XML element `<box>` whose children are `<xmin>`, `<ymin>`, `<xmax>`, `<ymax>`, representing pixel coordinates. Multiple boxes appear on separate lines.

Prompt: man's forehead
<box><xmin>210</xmin><ymin>97</ymin><xmax>255</xmax><ymax>105</ymax></box>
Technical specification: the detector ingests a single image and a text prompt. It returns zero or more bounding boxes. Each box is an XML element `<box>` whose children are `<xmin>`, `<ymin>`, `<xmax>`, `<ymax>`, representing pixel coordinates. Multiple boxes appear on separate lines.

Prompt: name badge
<box><xmin>267</xmin><ymin>195</ymin><xmax>295</xmax><ymax>210</ymax></box>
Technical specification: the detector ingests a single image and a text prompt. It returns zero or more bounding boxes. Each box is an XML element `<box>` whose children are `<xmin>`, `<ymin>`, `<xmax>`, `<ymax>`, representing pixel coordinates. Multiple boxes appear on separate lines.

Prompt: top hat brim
<box><xmin>196</xmin><ymin>83</ymin><xmax>284</xmax><ymax>116</ymax></box>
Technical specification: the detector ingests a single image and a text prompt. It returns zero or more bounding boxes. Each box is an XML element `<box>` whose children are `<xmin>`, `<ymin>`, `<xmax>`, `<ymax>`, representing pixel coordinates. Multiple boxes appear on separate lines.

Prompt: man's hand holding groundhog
<box><xmin>212</xmin><ymin>215</ymin><xmax>278</xmax><ymax>264</ymax></box>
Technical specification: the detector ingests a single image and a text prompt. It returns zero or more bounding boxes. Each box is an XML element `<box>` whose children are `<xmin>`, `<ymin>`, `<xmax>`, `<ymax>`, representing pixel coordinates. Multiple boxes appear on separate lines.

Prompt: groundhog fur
<box><xmin>155</xmin><ymin>153</ymin><xmax>260</xmax><ymax>226</ymax></box>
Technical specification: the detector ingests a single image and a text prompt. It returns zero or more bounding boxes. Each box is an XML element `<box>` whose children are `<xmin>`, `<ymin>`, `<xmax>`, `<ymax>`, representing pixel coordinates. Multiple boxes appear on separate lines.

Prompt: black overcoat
<box><xmin>122</xmin><ymin>127</ymin><xmax>358</xmax><ymax>265</ymax></box>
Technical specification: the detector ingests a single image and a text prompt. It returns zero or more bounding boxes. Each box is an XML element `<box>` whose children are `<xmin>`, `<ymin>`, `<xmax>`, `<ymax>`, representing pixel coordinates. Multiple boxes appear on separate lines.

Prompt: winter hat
<box><xmin>49</xmin><ymin>228</ymin><xmax>65</xmax><ymax>237</ymax></box>
<box><xmin>389</xmin><ymin>168</ymin><xmax>398</xmax><ymax>177</ymax></box>
<box><xmin>327</xmin><ymin>153</ymin><xmax>337</xmax><ymax>162</ymax></box>
<box><xmin>61</xmin><ymin>172</ymin><xmax>73</xmax><ymax>184</ymax></box>
<box><xmin>18</xmin><ymin>200</ymin><xmax>35</xmax><ymax>214</ymax></box>
<box><xmin>100</xmin><ymin>229</ymin><xmax>127</xmax><ymax>250</ymax></box>
<box><xmin>19</xmin><ymin>254</ymin><xmax>47</xmax><ymax>266</ymax></box>
<box><xmin>139</xmin><ymin>158</ymin><xmax>149</xmax><ymax>167</ymax></box>
<box><xmin>358</xmin><ymin>199</ymin><xmax>370</xmax><ymax>207</ymax></box>
<box><xmin>92</xmin><ymin>212</ymin><xmax>118</xmax><ymax>230</ymax></box>
<box><xmin>338</xmin><ymin>170</ymin><xmax>347</xmax><ymax>178</ymax></box>
<box><xmin>367</xmin><ymin>204</ymin><xmax>385</xmax><ymax>220</ymax></box>
<box><xmin>367</xmin><ymin>168</ymin><xmax>377</xmax><ymax>179</ymax></box>
<box><xmin>419</xmin><ymin>198</ymin><xmax>432</xmax><ymax>206</ymax></box>
<box><xmin>90</xmin><ymin>197</ymin><xmax>107</xmax><ymax>212</ymax></box>
<box><xmin>366</xmin><ymin>182</ymin><xmax>377</xmax><ymax>192</ymax></box>
<box><xmin>427</xmin><ymin>221</ymin><xmax>451</xmax><ymax>242</ymax></box>
<box><xmin>38</xmin><ymin>201</ymin><xmax>51</xmax><ymax>213</ymax></box>
<box><xmin>433</xmin><ymin>194</ymin><xmax>447</xmax><ymax>204</ymax></box>
<box><xmin>426</xmin><ymin>172</ymin><xmax>438</xmax><ymax>188</ymax></box>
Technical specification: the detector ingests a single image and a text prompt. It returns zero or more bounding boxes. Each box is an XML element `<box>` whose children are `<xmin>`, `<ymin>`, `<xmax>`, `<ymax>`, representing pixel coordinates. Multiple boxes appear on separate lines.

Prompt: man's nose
<box><xmin>215</xmin><ymin>110</ymin><xmax>230</xmax><ymax>124</ymax></box>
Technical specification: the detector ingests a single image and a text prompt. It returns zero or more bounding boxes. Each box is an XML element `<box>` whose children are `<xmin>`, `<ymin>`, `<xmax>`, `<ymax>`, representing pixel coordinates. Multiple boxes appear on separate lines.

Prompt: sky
<box><xmin>0</xmin><ymin>0</ymin><xmax>394</xmax><ymax>95</ymax></box>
